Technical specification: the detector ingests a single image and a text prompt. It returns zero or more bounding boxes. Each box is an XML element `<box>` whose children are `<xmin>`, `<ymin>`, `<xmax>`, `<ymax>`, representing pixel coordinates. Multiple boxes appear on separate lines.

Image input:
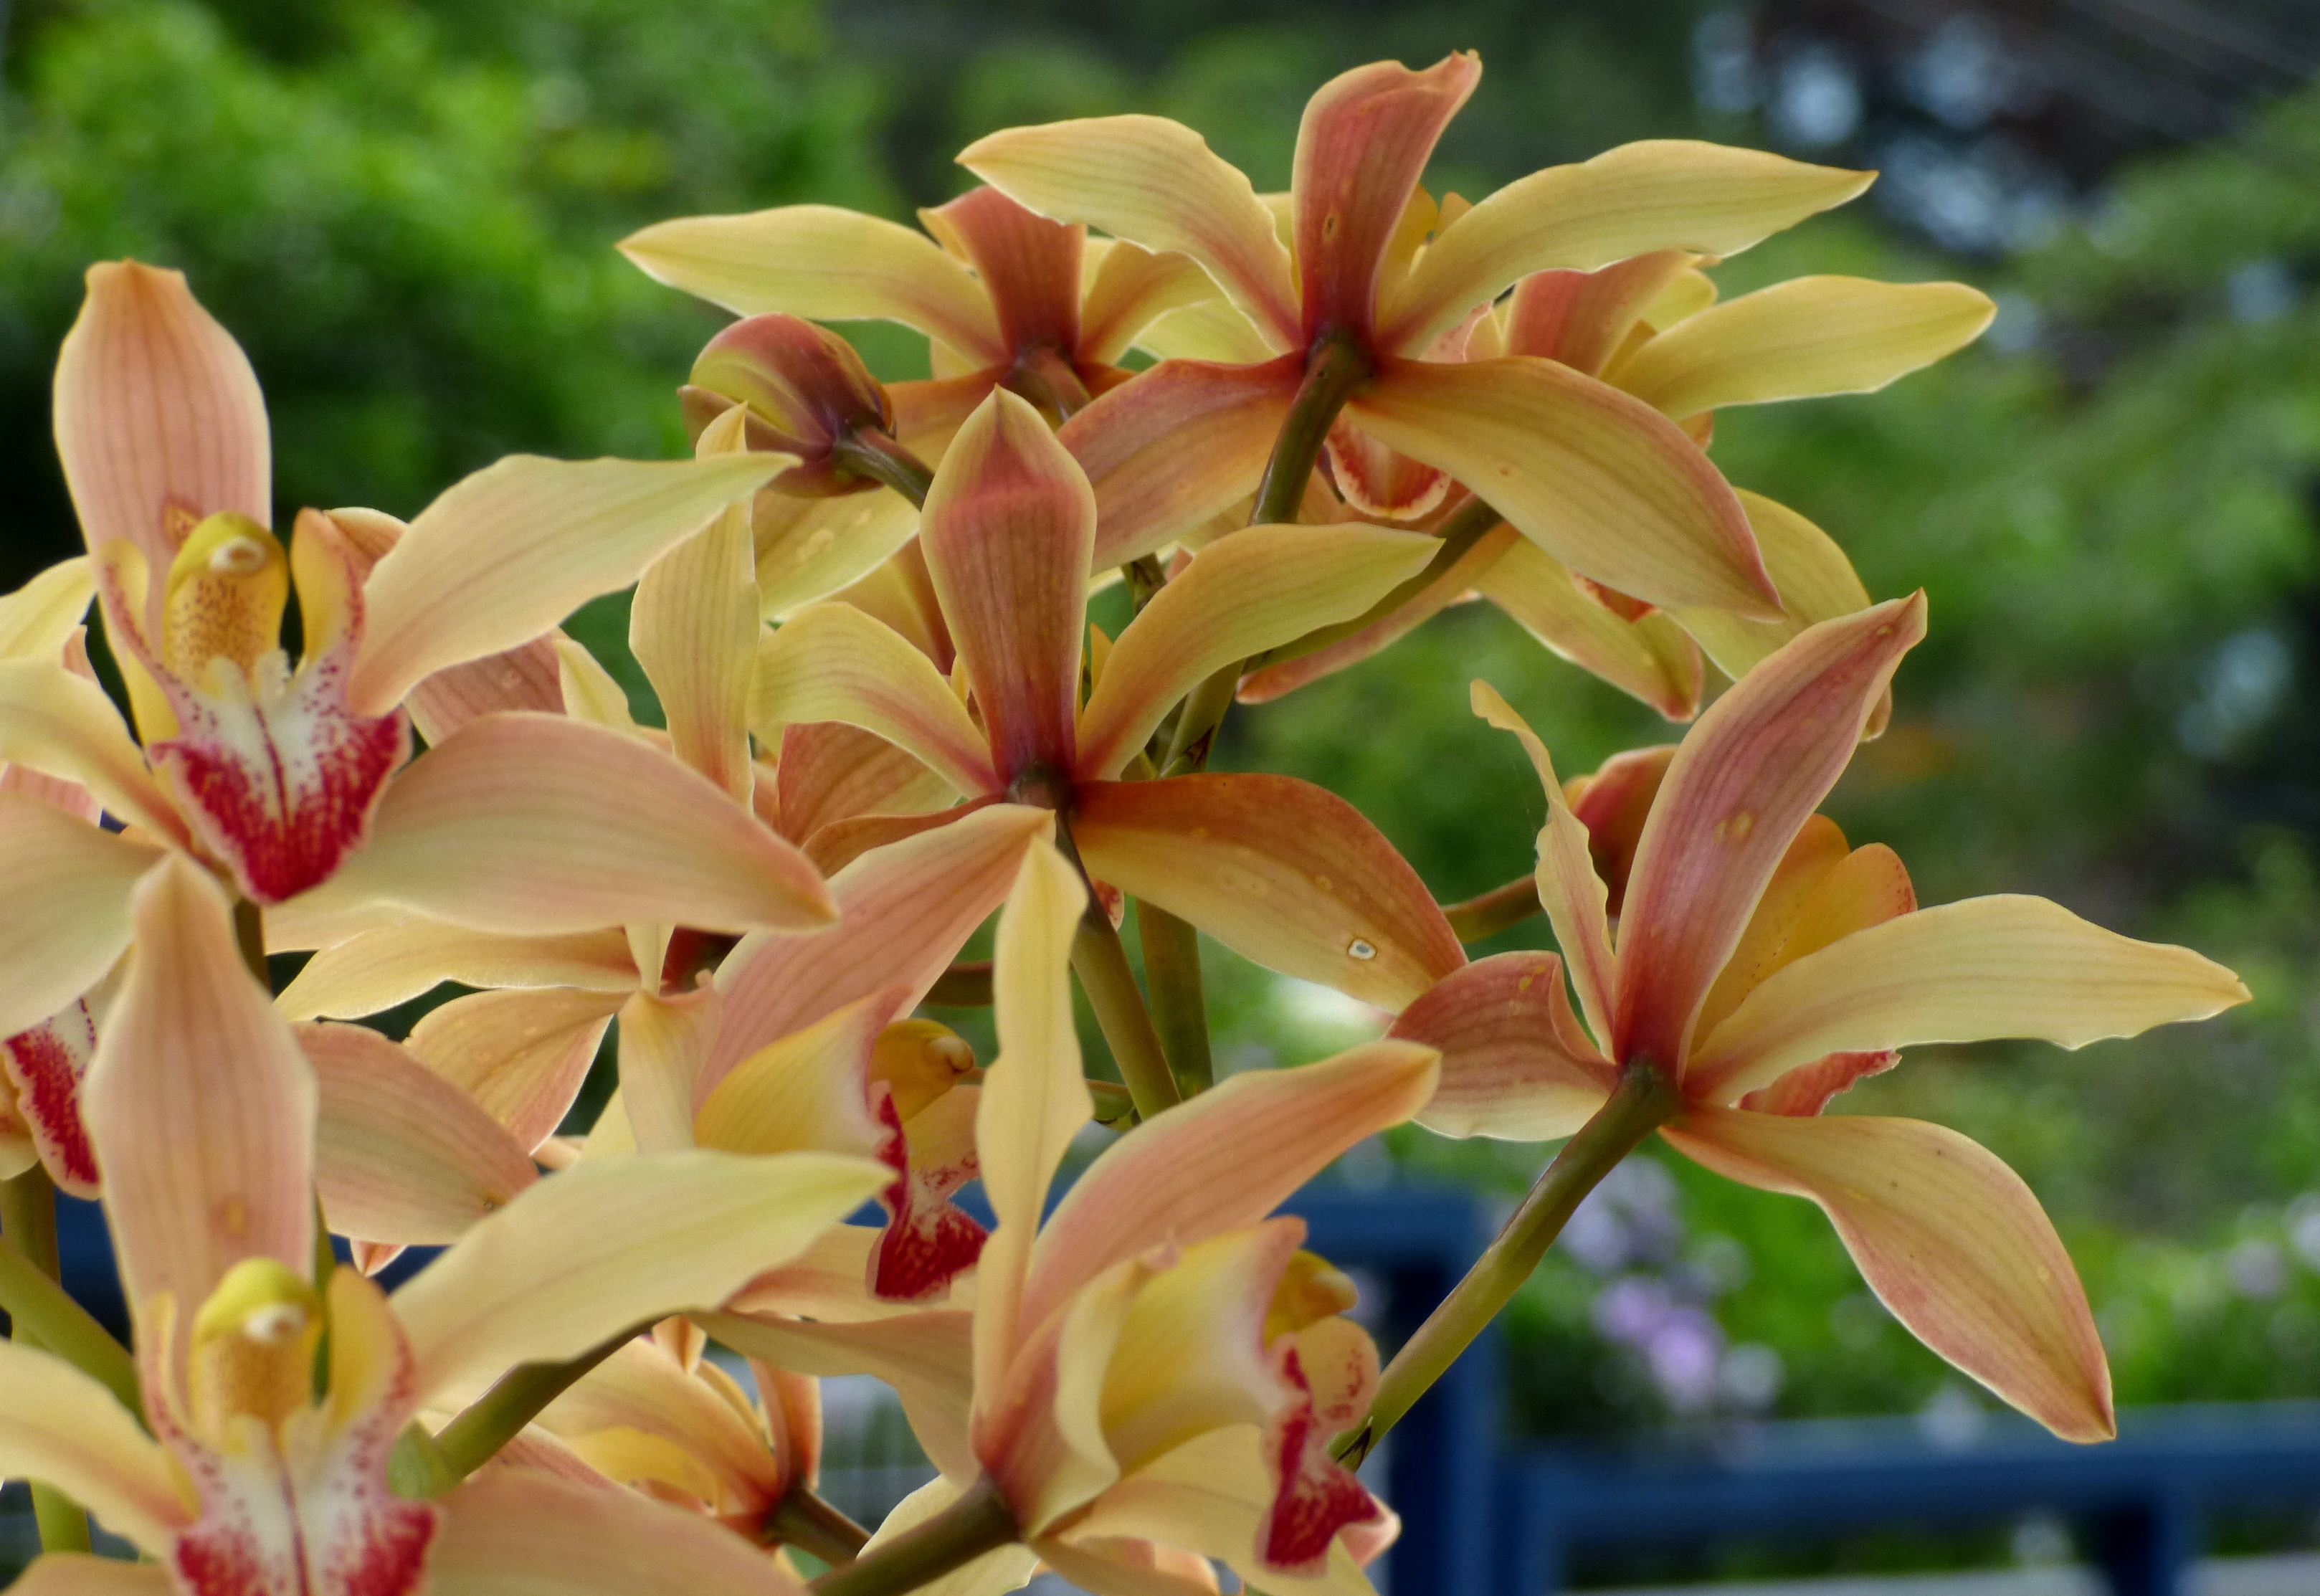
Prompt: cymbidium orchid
<box><xmin>1384</xmin><ymin>597</ymin><xmax>2250</xmax><ymax>1442</ymax></box>
<box><xmin>0</xmin><ymin>853</ymin><xmax>889</xmax><ymax>1596</ymax></box>
<box><xmin>705</xmin><ymin>844</ymin><xmax>1442</xmax><ymax>1596</ymax></box>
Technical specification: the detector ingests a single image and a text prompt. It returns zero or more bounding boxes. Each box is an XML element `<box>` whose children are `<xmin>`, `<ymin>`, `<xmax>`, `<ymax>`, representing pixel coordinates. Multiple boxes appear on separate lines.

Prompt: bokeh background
<box><xmin>9</xmin><ymin>0</ymin><xmax>2320</xmax><ymax>1569</ymax></box>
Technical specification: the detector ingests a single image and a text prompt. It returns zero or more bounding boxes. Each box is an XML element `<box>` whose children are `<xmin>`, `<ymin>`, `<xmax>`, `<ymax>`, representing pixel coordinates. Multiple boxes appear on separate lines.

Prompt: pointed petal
<box><xmin>1079</xmin><ymin>242</ymin><xmax>1222</xmax><ymax>366</ymax></box>
<box><xmin>1389</xmin><ymin>951</ymin><xmax>1615</xmax><ymax>1141</ymax></box>
<box><xmin>303</xmin><ymin>1021</ymin><xmax>539</xmax><ymax>1247</ymax></box>
<box><xmin>1501</xmin><ymin>252</ymin><xmax>1699</xmax><ymax>376</ymax></box>
<box><xmin>974</xmin><ymin>843</ymin><xmax>1093</xmax><ymax>1400</ymax></box>
<box><xmin>925</xmin><ymin>186</ymin><xmax>1084</xmax><ymax>356</ymax></box>
<box><xmin>963</xmin><ymin>118</ymin><xmax>1299</xmax><ymax>349</ymax></box>
<box><xmin>1669</xmin><ymin>490</ymin><xmax>1876</xmax><ymax>695</ymax></box>
<box><xmin>1689</xmin><ymin>814</ymin><xmax>1860</xmax><ymax>1043</ymax></box>
<box><xmin>1291</xmin><ymin>56</ymin><xmax>1478</xmax><ymax>340</ymax></box>
<box><xmin>275</xmin><ymin>921</ymin><xmax>637</xmax><ymax>1022</ymax></box>
<box><xmin>1665</xmin><ymin>1108</ymin><xmax>2114</xmax><ymax>1441</ymax></box>
<box><xmin>1347</xmin><ymin>357</ymin><xmax>1775</xmax><ymax>615</ymax></box>
<box><xmin>1466</xmin><ymin>683</ymin><xmax>1617</xmax><ymax>1039</ymax></box>
<box><xmin>1613</xmin><ymin>595</ymin><xmax>1926</xmax><ymax>1073</ymax></box>
<box><xmin>54</xmin><ymin>262</ymin><xmax>270</xmax><ymax>595</ymax></box>
<box><xmin>0</xmin><ymin>1341</ymin><xmax>188</xmax><ymax>1555</ymax></box>
<box><xmin>1690</xmin><ymin>895</ymin><xmax>2252</xmax><ymax>1104</ymax></box>
<box><xmin>313</xmin><ymin>713</ymin><xmax>837</xmax><ymax>935</ymax></box>
<box><xmin>1379</xmin><ymin>143</ymin><xmax>1872</xmax><ymax>354</ymax></box>
<box><xmin>703</xmin><ymin>1308</ymin><xmax>981</xmax><ymax>1485</ymax></box>
<box><xmin>1475</xmin><ymin>535</ymin><xmax>1705</xmax><ymax>720</ymax></box>
<box><xmin>80</xmin><ymin>855</ymin><xmax>314</xmax><ymax>1341</ymax></box>
<box><xmin>751</xmin><ymin>604</ymin><xmax>997</xmax><ymax>797</ymax></box>
<box><xmin>775</xmin><ymin>721</ymin><xmax>958</xmax><ymax>844</ymax></box>
<box><xmin>0</xmin><ymin>792</ymin><xmax>161</xmax><ymax>1042</ymax></box>
<box><xmin>406</xmin><ymin>987</ymin><xmax>626</xmax><ymax>1153</ymax></box>
<box><xmin>920</xmin><ymin>391</ymin><xmax>1092</xmax><ymax>783</ymax></box>
<box><xmin>1612</xmin><ymin>277</ymin><xmax>1995</xmax><ymax>422</ymax></box>
<box><xmin>632</xmin><ymin>419</ymin><xmax>761</xmax><ymax>801</ymax></box>
<box><xmin>619</xmin><ymin>205</ymin><xmax>1005</xmax><ymax>365</ymax></box>
<box><xmin>1077</xmin><ymin>524</ymin><xmax>1437</xmax><ymax>778</ymax></box>
<box><xmin>393</xmin><ymin>1148</ymin><xmax>888</xmax><ymax>1407</ymax></box>
<box><xmin>1073</xmin><ymin>775</ymin><xmax>1463</xmax><ymax>1012</ymax></box>
<box><xmin>427</xmin><ymin>1467</ymin><xmax>808</xmax><ymax>1596</ymax></box>
<box><xmin>1019</xmin><ymin>1042</ymin><xmax>1438</xmax><ymax>1337</ymax></box>
<box><xmin>349</xmin><ymin>454</ymin><xmax>784</xmax><ymax>715</ymax></box>
<box><xmin>1065</xmin><ymin>356</ymin><xmax>1303</xmax><ymax>569</ymax></box>
<box><xmin>0</xmin><ymin>659</ymin><xmax>191</xmax><ymax>845</ymax></box>
<box><xmin>708</xmin><ymin>804</ymin><xmax>1054</xmax><ymax>1093</ymax></box>
<box><xmin>0</xmin><ymin>559</ymin><xmax>96</xmax><ymax>662</ymax></box>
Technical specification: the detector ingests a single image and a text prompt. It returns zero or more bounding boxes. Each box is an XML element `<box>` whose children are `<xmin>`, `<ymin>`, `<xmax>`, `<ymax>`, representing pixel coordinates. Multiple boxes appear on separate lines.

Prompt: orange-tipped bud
<box><xmin>687</xmin><ymin>314</ymin><xmax>895</xmax><ymax>496</ymax></box>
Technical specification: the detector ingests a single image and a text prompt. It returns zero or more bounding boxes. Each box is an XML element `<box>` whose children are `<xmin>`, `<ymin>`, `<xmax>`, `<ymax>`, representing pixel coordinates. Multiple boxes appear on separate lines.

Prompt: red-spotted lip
<box><xmin>868</xmin><ymin>1088</ymin><xmax>988</xmax><ymax>1303</ymax></box>
<box><xmin>4</xmin><ymin>1001</ymin><xmax>100</xmax><ymax>1198</ymax></box>
<box><xmin>1257</xmin><ymin>1342</ymin><xmax>1384</xmax><ymax>1575</ymax></box>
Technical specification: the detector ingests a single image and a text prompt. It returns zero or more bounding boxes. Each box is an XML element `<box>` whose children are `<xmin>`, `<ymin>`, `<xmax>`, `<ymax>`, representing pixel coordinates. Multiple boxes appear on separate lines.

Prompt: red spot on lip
<box><xmin>4</xmin><ymin>1002</ymin><xmax>99</xmax><ymax>1197</ymax></box>
<box><xmin>1258</xmin><ymin>1344</ymin><xmax>1383</xmax><ymax>1577</ymax></box>
<box><xmin>867</xmin><ymin>1088</ymin><xmax>987</xmax><ymax>1303</ymax></box>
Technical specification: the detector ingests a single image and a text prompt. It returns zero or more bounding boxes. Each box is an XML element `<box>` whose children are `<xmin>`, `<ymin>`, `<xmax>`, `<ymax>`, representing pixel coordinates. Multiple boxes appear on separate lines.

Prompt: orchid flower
<box><xmin>1388</xmin><ymin>597</ymin><xmax>2250</xmax><ymax>1440</ymax></box>
<box><xmin>751</xmin><ymin>386</ymin><xmax>1467</xmax><ymax>1018</ymax></box>
<box><xmin>0</xmin><ymin>852</ymin><xmax>889</xmax><ymax>1596</ymax></box>
<box><xmin>706</xmin><ymin>843</ymin><xmax>1443</xmax><ymax>1596</ymax></box>
<box><xmin>961</xmin><ymin>56</ymin><xmax>1876</xmax><ymax>616</ymax></box>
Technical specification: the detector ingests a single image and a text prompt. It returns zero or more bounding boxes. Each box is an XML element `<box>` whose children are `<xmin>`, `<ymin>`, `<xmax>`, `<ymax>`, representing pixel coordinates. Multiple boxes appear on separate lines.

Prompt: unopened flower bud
<box><xmin>687</xmin><ymin>314</ymin><xmax>896</xmax><ymax>496</ymax></box>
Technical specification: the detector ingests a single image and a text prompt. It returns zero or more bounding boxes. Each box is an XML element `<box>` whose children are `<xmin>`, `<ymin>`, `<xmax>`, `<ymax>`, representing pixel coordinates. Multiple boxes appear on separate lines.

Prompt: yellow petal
<box><xmin>427</xmin><ymin>1467</ymin><xmax>809</xmax><ymax>1596</ymax></box>
<box><xmin>0</xmin><ymin>1341</ymin><xmax>186</xmax><ymax>1556</ymax></box>
<box><xmin>275</xmin><ymin>920</ymin><xmax>637</xmax><ymax>1023</ymax></box>
<box><xmin>392</xmin><ymin>1147</ymin><xmax>888</xmax><ymax>1409</ymax></box>
<box><xmin>0</xmin><ymin>659</ymin><xmax>190</xmax><ymax>846</ymax></box>
<box><xmin>350</xmin><ymin>453</ymin><xmax>785</xmax><ymax>716</ymax></box>
<box><xmin>1475</xmin><ymin>538</ymin><xmax>1703</xmax><ymax>721</ymax></box>
<box><xmin>1688</xmin><ymin>894</ymin><xmax>2252</xmax><ymax>1104</ymax></box>
<box><xmin>9</xmin><ymin>1557</ymin><xmax>174</xmax><ymax>1596</ymax></box>
<box><xmin>1079</xmin><ymin>241</ymin><xmax>1222</xmax><ymax>366</ymax></box>
<box><xmin>406</xmin><ymin>987</ymin><xmax>627</xmax><ymax>1153</ymax></box>
<box><xmin>1665</xmin><ymin>1108</ymin><xmax>2114</xmax><ymax>1442</ymax></box>
<box><xmin>0</xmin><ymin>792</ymin><xmax>161</xmax><ymax>1041</ymax></box>
<box><xmin>1379</xmin><ymin>142</ymin><xmax>1872</xmax><ymax>353</ymax></box>
<box><xmin>1611</xmin><ymin>277</ymin><xmax>1995</xmax><ymax>422</ymax></box>
<box><xmin>616</xmin><ymin>987</ymin><xmax>723</xmax><ymax>1155</ymax></box>
<box><xmin>1390</xmin><ymin>951</ymin><xmax>1616</xmax><ymax>1141</ymax></box>
<box><xmin>702</xmin><ymin>1308</ymin><xmax>979</xmax><ymax>1485</ymax></box>
<box><xmin>694</xmin><ymin>989</ymin><xmax>899</xmax><ymax>1158</ymax></box>
<box><xmin>538</xmin><ymin>1337</ymin><xmax>784</xmax><ymax>1513</ymax></box>
<box><xmin>751</xmin><ymin>603</ymin><xmax>997</xmax><ymax>797</ymax></box>
<box><xmin>1077</xmin><ymin>523</ymin><xmax>1437</xmax><ymax>779</ymax></box>
<box><xmin>619</xmin><ymin>205</ymin><xmax>1005</xmax><ymax>366</ymax></box>
<box><xmin>756</xmin><ymin>489</ymin><xmax>923</xmax><ymax>621</ymax></box>
<box><xmin>0</xmin><ymin>559</ymin><xmax>95</xmax><ymax>662</ymax></box>
<box><xmin>1669</xmin><ymin>490</ymin><xmax>1875</xmax><ymax>689</ymax></box>
<box><xmin>963</xmin><ymin>118</ymin><xmax>1300</xmax><ymax>350</ymax></box>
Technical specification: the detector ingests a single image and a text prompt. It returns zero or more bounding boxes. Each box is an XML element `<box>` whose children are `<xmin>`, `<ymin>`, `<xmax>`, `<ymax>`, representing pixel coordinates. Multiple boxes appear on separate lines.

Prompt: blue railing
<box><xmin>34</xmin><ymin>1189</ymin><xmax>2320</xmax><ymax>1596</ymax></box>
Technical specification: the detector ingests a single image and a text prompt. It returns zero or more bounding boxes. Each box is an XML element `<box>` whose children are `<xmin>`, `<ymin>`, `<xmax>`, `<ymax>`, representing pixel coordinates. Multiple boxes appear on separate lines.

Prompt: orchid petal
<box><xmin>963</xmin><ymin>118</ymin><xmax>1299</xmax><ymax>349</ymax></box>
<box><xmin>1688</xmin><ymin>814</ymin><xmax>1860</xmax><ymax>1045</ymax></box>
<box><xmin>0</xmin><ymin>660</ymin><xmax>191</xmax><ymax>845</ymax></box>
<box><xmin>1134</xmin><ymin>300</ymin><xmax>1280</xmax><ymax>365</ymax></box>
<box><xmin>619</xmin><ymin>205</ymin><xmax>1006</xmax><ymax>365</ymax></box>
<box><xmin>427</xmin><ymin>1467</ymin><xmax>808</xmax><ymax>1596</ymax></box>
<box><xmin>1691</xmin><ymin>895</ymin><xmax>2251</xmax><ymax>1104</ymax></box>
<box><xmin>9</xmin><ymin>1558</ymin><xmax>173</xmax><ymax>1596</ymax></box>
<box><xmin>1062</xmin><ymin>356</ymin><xmax>1305</xmax><ymax>568</ymax></box>
<box><xmin>921</xmin><ymin>391</ymin><xmax>1092</xmax><ymax>782</ymax></box>
<box><xmin>1073</xmin><ymin>775</ymin><xmax>1463</xmax><ymax>1011</ymax></box>
<box><xmin>1501</xmin><ymin>252</ymin><xmax>1698</xmax><ymax>376</ymax></box>
<box><xmin>350</xmin><ymin>453</ymin><xmax>784</xmax><ymax>715</ymax></box>
<box><xmin>407</xmin><ymin>640</ymin><xmax>566</xmax><ymax>746</ymax></box>
<box><xmin>1019</xmin><ymin>1042</ymin><xmax>1438</xmax><ymax>1337</ymax></box>
<box><xmin>701</xmin><ymin>1308</ymin><xmax>981</xmax><ymax>1485</ymax></box>
<box><xmin>393</xmin><ymin>1147</ymin><xmax>887</xmax><ymax>1407</ymax></box>
<box><xmin>54</xmin><ymin>262</ymin><xmax>270</xmax><ymax>606</ymax></box>
<box><xmin>1379</xmin><ymin>142</ymin><xmax>1872</xmax><ymax>353</ymax></box>
<box><xmin>775</xmin><ymin>721</ymin><xmax>958</xmax><ymax>844</ymax></box>
<box><xmin>1078</xmin><ymin>524</ymin><xmax>1437</xmax><ymax>778</ymax></box>
<box><xmin>1080</xmin><ymin>242</ymin><xmax>1222</xmax><ymax>366</ymax></box>
<box><xmin>1612</xmin><ymin>277</ymin><xmax>1995</xmax><ymax>422</ymax></box>
<box><xmin>313</xmin><ymin>713</ymin><xmax>836</xmax><ymax>935</ymax></box>
<box><xmin>1292</xmin><ymin>56</ymin><xmax>1478</xmax><ymax>339</ymax></box>
<box><xmin>303</xmin><ymin>1022</ymin><xmax>539</xmax><ymax>1247</ymax></box>
<box><xmin>1346</xmin><ymin>356</ymin><xmax>1776</xmax><ymax>615</ymax></box>
<box><xmin>539</xmin><ymin>1338</ymin><xmax>785</xmax><ymax>1514</ymax></box>
<box><xmin>275</xmin><ymin>921</ymin><xmax>637</xmax><ymax>1022</ymax></box>
<box><xmin>708</xmin><ymin>804</ymin><xmax>1054</xmax><ymax>1092</ymax></box>
<box><xmin>0</xmin><ymin>792</ymin><xmax>161</xmax><ymax>1042</ymax></box>
<box><xmin>1475</xmin><ymin>536</ymin><xmax>1705</xmax><ymax>721</ymax></box>
<box><xmin>751</xmin><ymin>604</ymin><xmax>997</xmax><ymax>797</ymax></box>
<box><xmin>694</xmin><ymin>989</ymin><xmax>900</xmax><ymax>1159</ymax></box>
<box><xmin>0</xmin><ymin>1341</ymin><xmax>187</xmax><ymax>1555</ymax></box>
<box><xmin>406</xmin><ymin>987</ymin><xmax>627</xmax><ymax>1154</ymax></box>
<box><xmin>1668</xmin><ymin>490</ymin><xmax>1876</xmax><ymax>694</ymax></box>
<box><xmin>6</xmin><ymin>1002</ymin><xmax>100</xmax><ymax>1198</ymax></box>
<box><xmin>755</xmin><ymin>489</ymin><xmax>924</xmax><ymax>621</ymax></box>
<box><xmin>613</xmin><ymin>987</ymin><xmax>723</xmax><ymax>1155</ymax></box>
<box><xmin>1391</xmin><ymin>952</ymin><xmax>1616</xmax><ymax>1140</ymax></box>
<box><xmin>80</xmin><ymin>855</ymin><xmax>313</xmax><ymax>1342</ymax></box>
<box><xmin>1665</xmin><ymin>1107</ymin><xmax>2112</xmax><ymax>1440</ymax></box>
<box><xmin>1614</xmin><ymin>595</ymin><xmax>1926</xmax><ymax>1073</ymax></box>
<box><xmin>924</xmin><ymin>186</ymin><xmax>1084</xmax><ymax>356</ymax></box>
<box><xmin>0</xmin><ymin>559</ymin><xmax>95</xmax><ymax>662</ymax></box>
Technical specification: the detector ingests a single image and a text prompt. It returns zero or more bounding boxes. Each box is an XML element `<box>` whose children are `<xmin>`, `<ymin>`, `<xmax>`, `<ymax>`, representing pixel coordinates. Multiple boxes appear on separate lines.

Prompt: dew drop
<box><xmin>1347</xmin><ymin>939</ymin><xmax>1377</xmax><ymax>961</ymax></box>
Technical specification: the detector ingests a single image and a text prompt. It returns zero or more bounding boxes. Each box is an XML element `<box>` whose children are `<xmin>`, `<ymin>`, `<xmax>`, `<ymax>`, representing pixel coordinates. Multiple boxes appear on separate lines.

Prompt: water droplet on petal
<box><xmin>1347</xmin><ymin>939</ymin><xmax>1376</xmax><ymax>961</ymax></box>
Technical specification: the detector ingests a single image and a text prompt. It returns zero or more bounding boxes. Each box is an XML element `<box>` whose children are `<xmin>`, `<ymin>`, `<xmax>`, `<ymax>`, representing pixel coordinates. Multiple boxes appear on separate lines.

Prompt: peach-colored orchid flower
<box><xmin>707</xmin><ymin>844</ymin><xmax>1442</xmax><ymax>1595</ymax></box>
<box><xmin>962</xmin><ymin>56</ymin><xmax>1866</xmax><ymax>613</ymax></box>
<box><xmin>0</xmin><ymin>853</ymin><xmax>888</xmax><ymax>1596</ymax></box>
<box><xmin>752</xmin><ymin>388</ymin><xmax>1467</xmax><ymax>1015</ymax></box>
<box><xmin>1389</xmin><ymin>597</ymin><xmax>2250</xmax><ymax>1442</ymax></box>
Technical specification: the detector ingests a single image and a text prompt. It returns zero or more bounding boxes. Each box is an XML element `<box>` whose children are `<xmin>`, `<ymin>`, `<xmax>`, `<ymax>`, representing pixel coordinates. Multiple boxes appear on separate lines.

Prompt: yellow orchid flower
<box><xmin>0</xmin><ymin>852</ymin><xmax>889</xmax><ymax>1596</ymax></box>
<box><xmin>706</xmin><ymin>842</ymin><xmax>1443</xmax><ymax>1595</ymax></box>
<box><xmin>1386</xmin><ymin>597</ymin><xmax>2250</xmax><ymax>1442</ymax></box>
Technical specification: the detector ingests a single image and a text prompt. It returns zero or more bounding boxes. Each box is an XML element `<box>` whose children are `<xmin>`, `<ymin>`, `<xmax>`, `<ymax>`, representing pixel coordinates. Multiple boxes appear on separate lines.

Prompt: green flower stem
<box><xmin>0</xmin><ymin>1186</ymin><xmax>139</xmax><ymax>1419</ymax></box>
<box><xmin>421</xmin><ymin>1327</ymin><xmax>636</xmax><ymax>1493</ymax></box>
<box><xmin>1</xmin><ymin>1169</ymin><xmax>100</xmax><ymax>1553</ymax></box>
<box><xmin>832</xmin><ymin>427</ymin><xmax>935</xmax><ymax>508</ymax></box>
<box><xmin>1443</xmin><ymin>874</ymin><xmax>1543</xmax><ymax>944</ymax></box>
<box><xmin>1070</xmin><ymin>909</ymin><xmax>1181</xmax><ymax>1123</ymax></box>
<box><xmin>1247</xmin><ymin>500</ymin><xmax>1504</xmax><ymax>675</ymax></box>
<box><xmin>926</xmin><ymin>961</ymin><xmax>994</xmax><ymax>1007</ymax></box>
<box><xmin>1340</xmin><ymin>1063</ymin><xmax>1679</xmax><ymax>1464</ymax></box>
<box><xmin>807</xmin><ymin>1476</ymin><xmax>1018</xmax><ymax>1596</ymax></box>
<box><xmin>1136</xmin><ymin>900</ymin><xmax>1213</xmax><ymax>1097</ymax></box>
<box><xmin>766</xmin><ymin>1483</ymin><xmax>873</xmax><ymax>1567</ymax></box>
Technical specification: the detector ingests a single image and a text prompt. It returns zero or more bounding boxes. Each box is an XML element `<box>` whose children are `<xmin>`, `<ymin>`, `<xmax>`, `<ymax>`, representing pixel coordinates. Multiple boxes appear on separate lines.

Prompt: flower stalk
<box><xmin>419</xmin><ymin>1326</ymin><xmax>639</xmax><ymax>1494</ymax></box>
<box><xmin>766</xmin><ymin>1483</ymin><xmax>874</xmax><ymax>1567</ymax></box>
<box><xmin>1247</xmin><ymin>500</ymin><xmax>1504</xmax><ymax>675</ymax></box>
<box><xmin>830</xmin><ymin>428</ymin><xmax>934</xmax><ymax>507</ymax></box>
<box><xmin>1136</xmin><ymin>900</ymin><xmax>1214</xmax><ymax>1097</ymax></box>
<box><xmin>0</xmin><ymin>1169</ymin><xmax>96</xmax><ymax>1552</ymax></box>
<box><xmin>807</xmin><ymin>1476</ymin><xmax>1017</xmax><ymax>1596</ymax></box>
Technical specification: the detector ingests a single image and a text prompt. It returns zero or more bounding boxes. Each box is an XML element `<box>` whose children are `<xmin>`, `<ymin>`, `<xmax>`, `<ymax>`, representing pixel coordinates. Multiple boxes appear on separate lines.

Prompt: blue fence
<box><xmin>32</xmin><ymin>1188</ymin><xmax>2320</xmax><ymax>1596</ymax></box>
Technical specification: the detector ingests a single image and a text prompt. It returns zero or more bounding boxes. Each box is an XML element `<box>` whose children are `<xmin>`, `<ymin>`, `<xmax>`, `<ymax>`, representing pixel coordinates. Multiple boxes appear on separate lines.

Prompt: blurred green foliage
<box><xmin>9</xmin><ymin>0</ymin><xmax>2320</xmax><ymax>1442</ymax></box>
